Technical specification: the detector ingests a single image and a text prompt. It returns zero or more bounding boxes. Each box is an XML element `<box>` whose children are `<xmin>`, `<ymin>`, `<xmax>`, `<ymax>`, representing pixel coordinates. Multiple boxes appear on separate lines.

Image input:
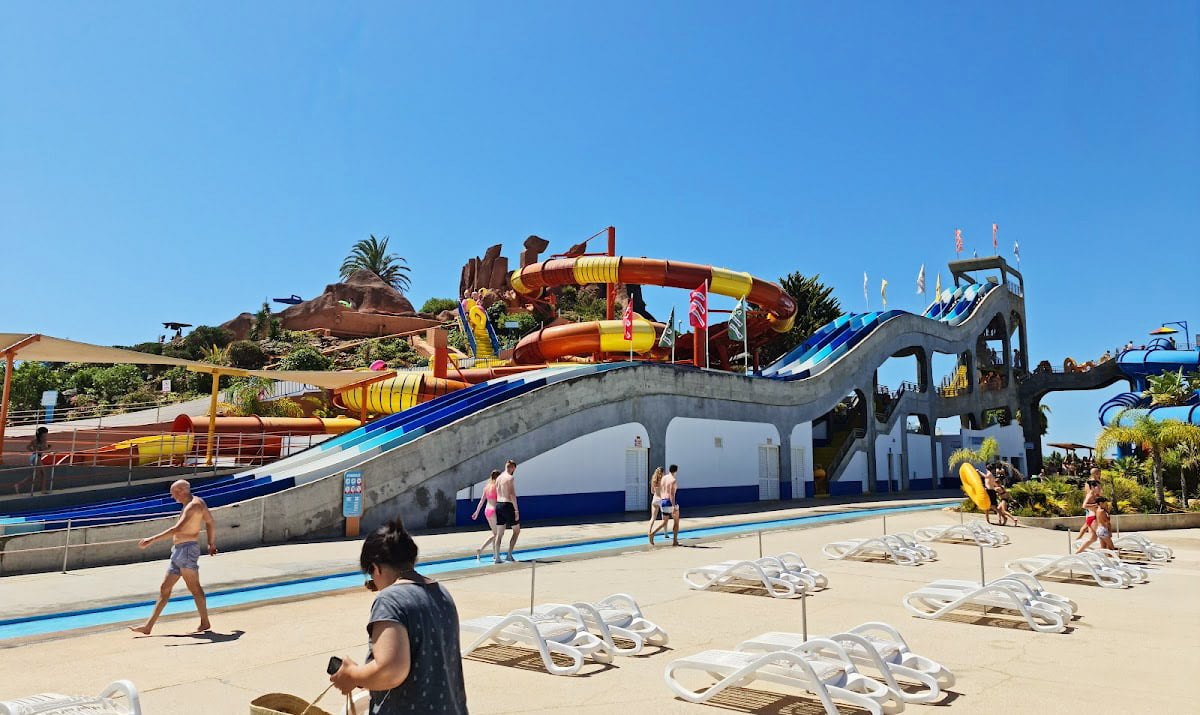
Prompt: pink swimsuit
<box><xmin>483</xmin><ymin>484</ymin><xmax>497</xmax><ymax>518</ymax></box>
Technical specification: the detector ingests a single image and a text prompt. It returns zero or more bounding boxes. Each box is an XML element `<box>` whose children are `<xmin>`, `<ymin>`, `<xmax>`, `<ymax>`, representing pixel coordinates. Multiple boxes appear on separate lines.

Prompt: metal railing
<box><xmin>1</xmin><ymin>426</ymin><xmax>333</xmax><ymax>496</ymax></box>
<box><xmin>3</xmin><ymin>399</ymin><xmax>182</xmax><ymax>427</ymax></box>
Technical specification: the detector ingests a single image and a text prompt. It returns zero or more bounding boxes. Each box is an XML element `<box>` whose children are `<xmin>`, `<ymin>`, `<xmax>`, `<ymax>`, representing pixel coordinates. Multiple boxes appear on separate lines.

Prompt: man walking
<box><xmin>492</xmin><ymin>459</ymin><xmax>521</xmax><ymax>563</ymax></box>
<box><xmin>130</xmin><ymin>480</ymin><xmax>217</xmax><ymax>634</ymax></box>
<box><xmin>649</xmin><ymin>464</ymin><xmax>681</xmax><ymax>546</ymax></box>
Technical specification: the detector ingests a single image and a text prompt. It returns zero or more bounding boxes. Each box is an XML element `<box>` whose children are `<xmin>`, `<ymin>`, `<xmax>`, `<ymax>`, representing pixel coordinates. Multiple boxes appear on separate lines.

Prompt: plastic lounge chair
<box><xmin>684</xmin><ymin>559</ymin><xmax>811</xmax><ymax>598</ymax></box>
<box><xmin>881</xmin><ymin>533</ymin><xmax>937</xmax><ymax>561</ymax></box>
<box><xmin>902</xmin><ymin>580</ymin><xmax>1068</xmax><ymax>633</ymax></box>
<box><xmin>1111</xmin><ymin>534</ymin><xmax>1172</xmax><ymax>561</ymax></box>
<box><xmin>526</xmin><ymin>593</ymin><xmax>669</xmax><ymax>656</ymax></box>
<box><xmin>1077</xmin><ymin>550</ymin><xmax>1149</xmax><ymax>583</ymax></box>
<box><xmin>923</xmin><ymin>575</ymin><xmax>1077</xmax><ymax>621</ymax></box>
<box><xmin>1005</xmin><ymin>554</ymin><xmax>1131</xmax><ymax>589</ymax></box>
<box><xmin>0</xmin><ymin>680</ymin><xmax>142</xmax><ymax>715</ymax></box>
<box><xmin>822</xmin><ymin>538</ymin><xmax>923</xmax><ymax>566</ymax></box>
<box><xmin>769</xmin><ymin>552</ymin><xmax>830</xmax><ymax>590</ymax></box>
<box><xmin>914</xmin><ymin>523</ymin><xmax>1007</xmax><ymax>547</ymax></box>
<box><xmin>664</xmin><ymin>639</ymin><xmax>900</xmax><ymax>714</ymax></box>
<box><xmin>460</xmin><ymin>607</ymin><xmax>614</xmax><ymax>675</ymax></box>
<box><xmin>737</xmin><ymin>622</ymin><xmax>953</xmax><ymax>704</ymax></box>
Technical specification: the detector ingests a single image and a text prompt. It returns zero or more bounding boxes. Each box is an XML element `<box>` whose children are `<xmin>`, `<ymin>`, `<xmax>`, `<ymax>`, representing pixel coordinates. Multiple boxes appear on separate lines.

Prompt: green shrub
<box><xmin>91</xmin><ymin>364</ymin><xmax>145</xmax><ymax>403</ymax></box>
<box><xmin>279</xmin><ymin>345</ymin><xmax>331</xmax><ymax>371</ymax></box>
<box><xmin>420</xmin><ymin>297</ymin><xmax>459</xmax><ymax>315</ymax></box>
<box><xmin>1005</xmin><ymin>478</ymin><xmax>1081</xmax><ymax>517</ymax></box>
<box><xmin>119</xmin><ymin>387</ymin><xmax>161</xmax><ymax>406</ymax></box>
<box><xmin>228</xmin><ymin>340</ymin><xmax>268</xmax><ymax>369</ymax></box>
<box><xmin>127</xmin><ymin>342</ymin><xmax>163</xmax><ymax>355</ymax></box>
<box><xmin>2</xmin><ymin>361</ymin><xmax>62</xmax><ymax>411</ymax></box>
<box><xmin>183</xmin><ymin>325</ymin><xmax>233</xmax><ymax>353</ymax></box>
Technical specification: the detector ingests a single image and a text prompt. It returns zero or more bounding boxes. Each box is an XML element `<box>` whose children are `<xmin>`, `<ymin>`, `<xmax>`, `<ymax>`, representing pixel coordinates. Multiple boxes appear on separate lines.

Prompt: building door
<box><xmin>791</xmin><ymin>446</ymin><xmax>807</xmax><ymax>499</ymax></box>
<box><xmin>758</xmin><ymin>444</ymin><xmax>780</xmax><ymax>501</ymax></box>
<box><xmin>624</xmin><ymin>447</ymin><xmax>649</xmax><ymax>512</ymax></box>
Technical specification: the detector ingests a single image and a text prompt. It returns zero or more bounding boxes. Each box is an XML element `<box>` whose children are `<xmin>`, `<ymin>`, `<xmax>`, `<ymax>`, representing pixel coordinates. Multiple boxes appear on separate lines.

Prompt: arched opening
<box><xmin>976</xmin><ymin>313</ymin><xmax>1009</xmax><ymax>392</ymax></box>
<box><xmin>875</xmin><ymin>350</ymin><xmax>923</xmax><ymax>422</ymax></box>
<box><xmin>1009</xmin><ymin>312</ymin><xmax>1026</xmax><ymax>371</ymax></box>
<box><xmin>933</xmin><ymin>350</ymin><xmax>972</xmax><ymax>397</ymax></box>
<box><xmin>906</xmin><ymin>414</ymin><xmax>930</xmax><ymax>434</ymax></box>
<box><xmin>812</xmin><ymin>390</ymin><xmax>868</xmax><ymax>496</ymax></box>
<box><xmin>982</xmin><ymin>406</ymin><xmax>1014</xmax><ymax>427</ymax></box>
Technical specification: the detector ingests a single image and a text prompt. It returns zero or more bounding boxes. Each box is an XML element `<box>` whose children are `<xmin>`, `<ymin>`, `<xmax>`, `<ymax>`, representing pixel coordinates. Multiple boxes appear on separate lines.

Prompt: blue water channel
<box><xmin>0</xmin><ymin>501</ymin><xmax>954</xmax><ymax>641</ymax></box>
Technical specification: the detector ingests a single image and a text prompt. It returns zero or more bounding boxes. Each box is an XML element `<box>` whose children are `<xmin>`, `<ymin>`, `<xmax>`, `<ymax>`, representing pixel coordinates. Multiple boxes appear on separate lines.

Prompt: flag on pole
<box><xmin>992</xmin><ymin>223</ymin><xmax>998</xmax><ymax>254</ymax></box>
<box><xmin>916</xmin><ymin>264</ymin><xmax>926</xmax><ymax>294</ymax></box>
<box><xmin>689</xmin><ymin>282</ymin><xmax>707</xmax><ymax>330</ymax></box>
<box><xmin>621</xmin><ymin>300</ymin><xmax>634</xmax><ymax>341</ymax></box>
<box><xmin>863</xmin><ymin>272</ymin><xmax>869</xmax><ymax>308</ymax></box>
<box><xmin>1013</xmin><ymin>240</ymin><xmax>1020</xmax><ymax>266</ymax></box>
<box><xmin>935</xmin><ymin>273</ymin><xmax>942</xmax><ymax>299</ymax></box>
<box><xmin>881</xmin><ymin>279</ymin><xmax>888</xmax><ymax>307</ymax></box>
<box><xmin>728</xmin><ymin>298</ymin><xmax>747</xmax><ymax>342</ymax></box>
<box><xmin>972</xmin><ymin>249</ymin><xmax>977</xmax><ymax>258</ymax></box>
<box><xmin>955</xmin><ymin>229</ymin><xmax>964</xmax><ymax>254</ymax></box>
<box><xmin>657</xmin><ymin>307</ymin><xmax>676</xmax><ymax>348</ymax></box>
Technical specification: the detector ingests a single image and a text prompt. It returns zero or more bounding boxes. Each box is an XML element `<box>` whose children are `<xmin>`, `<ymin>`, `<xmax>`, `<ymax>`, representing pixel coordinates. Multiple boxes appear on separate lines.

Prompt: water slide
<box><xmin>509</xmin><ymin>256</ymin><xmax>797</xmax><ymax>364</ymax></box>
<box><xmin>1</xmin><ymin>275</ymin><xmax>1015</xmax><ymax>535</ymax></box>
<box><xmin>1098</xmin><ymin>343</ymin><xmax>1200</xmax><ymax>427</ymax></box>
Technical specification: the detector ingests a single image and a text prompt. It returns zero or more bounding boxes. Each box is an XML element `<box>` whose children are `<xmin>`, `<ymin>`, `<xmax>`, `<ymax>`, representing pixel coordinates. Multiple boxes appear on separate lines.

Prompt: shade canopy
<box><xmin>1149</xmin><ymin>326</ymin><xmax>1178</xmax><ymax>335</ymax></box>
<box><xmin>0</xmin><ymin>333</ymin><xmax>394</xmax><ymax>391</ymax></box>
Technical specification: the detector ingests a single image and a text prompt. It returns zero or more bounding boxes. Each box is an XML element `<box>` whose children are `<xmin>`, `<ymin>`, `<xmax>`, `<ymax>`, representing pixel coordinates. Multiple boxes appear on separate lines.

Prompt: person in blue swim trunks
<box><xmin>648</xmin><ymin>465</ymin><xmax>681</xmax><ymax>546</ymax></box>
<box><xmin>129</xmin><ymin>480</ymin><xmax>218</xmax><ymax>635</ymax></box>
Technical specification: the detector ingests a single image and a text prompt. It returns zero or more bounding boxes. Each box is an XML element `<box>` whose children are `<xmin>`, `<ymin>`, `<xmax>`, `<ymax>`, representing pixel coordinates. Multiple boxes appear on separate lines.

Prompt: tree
<box><xmin>3</xmin><ymin>361</ymin><xmax>62</xmax><ymax>411</ymax></box>
<box><xmin>1096</xmin><ymin>413</ymin><xmax>1200</xmax><ymax>511</ymax></box>
<box><xmin>948</xmin><ymin>437</ymin><xmax>1000</xmax><ymax>471</ymax></box>
<box><xmin>252</xmin><ymin>301</ymin><xmax>281</xmax><ymax>341</ymax></box>
<box><xmin>419</xmin><ymin>297</ymin><xmax>459</xmax><ymax>315</ymax></box>
<box><xmin>340</xmin><ymin>234</ymin><xmax>411</xmax><ymax>292</ymax></box>
<box><xmin>1172</xmin><ymin>441</ymin><xmax>1200</xmax><ymax>507</ymax></box>
<box><xmin>1143</xmin><ymin>369</ymin><xmax>1196</xmax><ymax>407</ymax></box>
<box><xmin>1015</xmin><ymin>403</ymin><xmax>1051</xmax><ymax>436</ymax></box>
<box><xmin>759</xmin><ymin>273</ymin><xmax>842</xmax><ymax>365</ymax></box>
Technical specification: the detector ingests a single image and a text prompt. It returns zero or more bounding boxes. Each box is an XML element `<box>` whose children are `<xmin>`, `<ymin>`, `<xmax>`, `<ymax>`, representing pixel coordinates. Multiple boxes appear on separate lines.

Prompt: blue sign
<box><xmin>343</xmin><ymin>470</ymin><xmax>364</xmax><ymax>518</ymax></box>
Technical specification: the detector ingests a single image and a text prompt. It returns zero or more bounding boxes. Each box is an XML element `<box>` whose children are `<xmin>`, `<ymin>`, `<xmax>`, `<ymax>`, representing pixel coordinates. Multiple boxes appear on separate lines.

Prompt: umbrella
<box><xmin>1149</xmin><ymin>326</ymin><xmax>1178</xmax><ymax>335</ymax></box>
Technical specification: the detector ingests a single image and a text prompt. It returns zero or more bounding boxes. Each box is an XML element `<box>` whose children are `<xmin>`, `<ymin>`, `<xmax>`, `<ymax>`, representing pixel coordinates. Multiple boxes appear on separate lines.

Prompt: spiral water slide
<box><xmin>509</xmin><ymin>256</ymin><xmax>797</xmax><ymax>364</ymax></box>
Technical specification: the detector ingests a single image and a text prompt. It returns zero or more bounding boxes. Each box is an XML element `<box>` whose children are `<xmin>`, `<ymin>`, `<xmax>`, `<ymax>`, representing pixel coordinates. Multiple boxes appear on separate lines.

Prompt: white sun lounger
<box><xmin>684</xmin><ymin>558</ymin><xmax>813</xmax><ymax>598</ymax></box>
<box><xmin>923</xmin><ymin>574</ymin><xmax>1077</xmax><ymax>620</ymax></box>
<box><xmin>903</xmin><ymin>579</ymin><xmax>1069</xmax><ymax>633</ymax></box>
<box><xmin>763</xmin><ymin>552</ymin><xmax>830</xmax><ymax>590</ymax></box>
<box><xmin>915</xmin><ymin>522</ymin><xmax>1008</xmax><ymax>547</ymax></box>
<box><xmin>1111</xmin><ymin>534</ymin><xmax>1172</xmax><ymax>561</ymax></box>
<box><xmin>1005</xmin><ymin>554</ymin><xmax>1131</xmax><ymax>589</ymax></box>
<box><xmin>881</xmin><ymin>533</ymin><xmax>937</xmax><ymax>561</ymax></box>
<box><xmin>461</xmin><ymin>608</ymin><xmax>614</xmax><ymax>675</ymax></box>
<box><xmin>822</xmin><ymin>537</ymin><xmax>924</xmax><ymax>565</ymax></box>
<box><xmin>737</xmin><ymin>622</ymin><xmax>953</xmax><ymax>704</ymax></box>
<box><xmin>664</xmin><ymin>639</ymin><xmax>900</xmax><ymax>714</ymax></box>
<box><xmin>526</xmin><ymin>593</ymin><xmax>669</xmax><ymax>656</ymax></box>
<box><xmin>0</xmin><ymin>680</ymin><xmax>142</xmax><ymax>715</ymax></box>
<box><xmin>1077</xmin><ymin>549</ymin><xmax>1149</xmax><ymax>582</ymax></box>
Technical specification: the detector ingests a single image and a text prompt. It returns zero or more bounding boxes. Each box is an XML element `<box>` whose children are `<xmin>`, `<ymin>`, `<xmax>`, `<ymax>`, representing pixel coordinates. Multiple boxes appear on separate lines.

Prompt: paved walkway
<box><xmin>0</xmin><ymin>494</ymin><xmax>959</xmax><ymax>621</ymax></box>
<box><xmin>1</xmin><ymin>507</ymin><xmax>1196</xmax><ymax>714</ymax></box>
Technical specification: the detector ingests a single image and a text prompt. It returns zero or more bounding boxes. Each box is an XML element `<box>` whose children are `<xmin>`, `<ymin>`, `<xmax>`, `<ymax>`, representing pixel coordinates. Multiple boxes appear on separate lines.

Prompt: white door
<box><xmin>791</xmin><ymin>446</ymin><xmax>807</xmax><ymax>499</ymax></box>
<box><xmin>624</xmin><ymin>447</ymin><xmax>649</xmax><ymax>511</ymax></box>
<box><xmin>758</xmin><ymin>444</ymin><xmax>780</xmax><ymax>501</ymax></box>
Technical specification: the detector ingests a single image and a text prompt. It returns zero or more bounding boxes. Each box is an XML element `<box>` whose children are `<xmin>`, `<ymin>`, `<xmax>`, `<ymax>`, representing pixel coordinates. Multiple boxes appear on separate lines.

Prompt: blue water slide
<box><xmin>1115</xmin><ymin>348</ymin><xmax>1200</xmax><ymax>390</ymax></box>
<box><xmin>455</xmin><ymin>303</ymin><xmax>480</xmax><ymax>356</ymax></box>
<box><xmin>764</xmin><ymin>315</ymin><xmax>855</xmax><ymax>376</ymax></box>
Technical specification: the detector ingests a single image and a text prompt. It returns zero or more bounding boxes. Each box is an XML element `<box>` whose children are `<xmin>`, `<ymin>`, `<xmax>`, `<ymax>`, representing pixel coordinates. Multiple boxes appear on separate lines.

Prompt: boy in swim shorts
<box><xmin>1093</xmin><ymin>497</ymin><xmax>1116</xmax><ymax>550</ymax></box>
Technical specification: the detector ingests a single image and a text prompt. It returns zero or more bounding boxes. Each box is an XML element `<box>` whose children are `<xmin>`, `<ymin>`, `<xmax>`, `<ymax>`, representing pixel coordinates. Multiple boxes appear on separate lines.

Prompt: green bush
<box><xmin>2</xmin><ymin>361</ymin><xmax>62</xmax><ymax>411</ymax></box>
<box><xmin>127</xmin><ymin>342</ymin><xmax>163</xmax><ymax>355</ymax></box>
<box><xmin>1005</xmin><ymin>478</ymin><xmax>1082</xmax><ymax>517</ymax></box>
<box><xmin>119</xmin><ymin>387</ymin><xmax>161</xmax><ymax>406</ymax></box>
<box><xmin>91</xmin><ymin>364</ymin><xmax>145</xmax><ymax>403</ymax></box>
<box><xmin>495</xmin><ymin>312</ymin><xmax>541</xmax><ymax>350</ymax></box>
<box><xmin>279</xmin><ymin>345</ymin><xmax>331</xmax><ymax>371</ymax></box>
<box><xmin>420</xmin><ymin>297</ymin><xmax>459</xmax><ymax>315</ymax></box>
<box><xmin>228</xmin><ymin>340</ymin><xmax>268</xmax><ymax>369</ymax></box>
<box><xmin>183</xmin><ymin>325</ymin><xmax>233</xmax><ymax>353</ymax></box>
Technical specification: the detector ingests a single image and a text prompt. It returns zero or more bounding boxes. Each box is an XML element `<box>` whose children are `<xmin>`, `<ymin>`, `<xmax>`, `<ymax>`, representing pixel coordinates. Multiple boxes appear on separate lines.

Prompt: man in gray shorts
<box><xmin>130</xmin><ymin>480</ymin><xmax>218</xmax><ymax>635</ymax></box>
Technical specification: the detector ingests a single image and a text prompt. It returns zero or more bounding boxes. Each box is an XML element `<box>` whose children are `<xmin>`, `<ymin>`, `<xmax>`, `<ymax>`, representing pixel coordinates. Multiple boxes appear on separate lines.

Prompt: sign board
<box><xmin>161</xmin><ymin>379</ymin><xmax>172</xmax><ymax>393</ymax></box>
<box><xmin>342</xmin><ymin>470</ymin><xmax>364</xmax><ymax>518</ymax></box>
<box><xmin>39</xmin><ymin>390</ymin><xmax>58</xmax><ymax>407</ymax></box>
<box><xmin>1024</xmin><ymin>442</ymin><xmax>1035</xmax><ymax>450</ymax></box>
<box><xmin>504</xmin><ymin>321</ymin><xmax>520</xmax><ymax>329</ymax></box>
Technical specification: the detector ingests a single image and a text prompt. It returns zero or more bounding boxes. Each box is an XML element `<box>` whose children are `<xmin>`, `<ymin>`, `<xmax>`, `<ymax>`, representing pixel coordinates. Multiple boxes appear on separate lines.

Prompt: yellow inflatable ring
<box><xmin>959</xmin><ymin>463</ymin><xmax>991</xmax><ymax>511</ymax></box>
<box><xmin>467</xmin><ymin>302</ymin><xmax>487</xmax><ymax>330</ymax></box>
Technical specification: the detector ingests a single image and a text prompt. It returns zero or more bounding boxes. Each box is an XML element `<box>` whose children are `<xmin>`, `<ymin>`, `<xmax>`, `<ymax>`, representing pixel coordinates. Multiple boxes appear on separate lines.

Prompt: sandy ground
<box><xmin>1</xmin><ymin>508</ymin><xmax>1196</xmax><ymax>714</ymax></box>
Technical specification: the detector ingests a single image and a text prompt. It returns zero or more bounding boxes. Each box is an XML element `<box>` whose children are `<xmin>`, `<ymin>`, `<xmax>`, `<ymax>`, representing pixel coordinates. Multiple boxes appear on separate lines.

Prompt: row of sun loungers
<box><xmin>914</xmin><ymin>521</ymin><xmax>1011</xmax><ymax>547</ymax></box>
<box><xmin>664</xmin><ymin>622</ymin><xmax>954</xmax><ymax>713</ymax></box>
<box><xmin>1075</xmin><ymin>533</ymin><xmax>1173</xmax><ymax>562</ymax></box>
<box><xmin>684</xmin><ymin>552</ymin><xmax>828</xmax><ymax>598</ymax></box>
<box><xmin>460</xmin><ymin>594</ymin><xmax>669</xmax><ymax>676</ymax></box>
<box><xmin>1006</xmin><ymin>551</ymin><xmax>1148</xmax><ymax>589</ymax></box>
<box><xmin>903</xmin><ymin>574</ymin><xmax>1077</xmax><ymax>633</ymax></box>
<box><xmin>0</xmin><ymin>681</ymin><xmax>142</xmax><ymax>715</ymax></box>
<box><xmin>822</xmin><ymin>533</ymin><xmax>938</xmax><ymax>566</ymax></box>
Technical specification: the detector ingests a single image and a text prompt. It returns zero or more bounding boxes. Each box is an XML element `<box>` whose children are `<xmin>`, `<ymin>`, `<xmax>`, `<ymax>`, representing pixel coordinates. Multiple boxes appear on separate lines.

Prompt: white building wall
<box><xmin>874</xmin><ymin>419</ymin><xmax>904</xmax><ymax>486</ymax></box>
<box><xmin>456</xmin><ymin>422</ymin><xmax>647</xmax><ymax>500</ymax></box>
<box><xmin>839</xmin><ymin>450</ymin><xmax>868</xmax><ymax>489</ymax></box>
<box><xmin>961</xmin><ymin>424</ymin><xmax>1025</xmax><ymax>465</ymax></box>
<box><xmin>907</xmin><ymin>433</ymin><xmax>932</xmax><ymax>480</ymax></box>
<box><xmin>789</xmin><ymin>421</ymin><xmax>814</xmax><ymax>495</ymax></box>
<box><xmin>665</xmin><ymin>418</ymin><xmax>780</xmax><ymax>489</ymax></box>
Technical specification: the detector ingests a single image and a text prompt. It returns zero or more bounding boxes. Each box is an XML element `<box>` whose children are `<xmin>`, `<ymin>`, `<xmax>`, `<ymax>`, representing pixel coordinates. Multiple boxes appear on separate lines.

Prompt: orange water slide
<box><xmin>510</xmin><ymin>256</ymin><xmax>796</xmax><ymax>364</ymax></box>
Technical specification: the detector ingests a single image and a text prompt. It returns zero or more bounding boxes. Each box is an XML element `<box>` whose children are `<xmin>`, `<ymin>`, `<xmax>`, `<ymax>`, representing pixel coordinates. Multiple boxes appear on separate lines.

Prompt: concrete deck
<box><xmin>1</xmin><ymin>504</ymin><xmax>1196</xmax><ymax>714</ymax></box>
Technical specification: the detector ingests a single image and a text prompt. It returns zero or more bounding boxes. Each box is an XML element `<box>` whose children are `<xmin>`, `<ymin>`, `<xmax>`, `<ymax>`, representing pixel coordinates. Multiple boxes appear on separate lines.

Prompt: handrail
<box><xmin>827</xmin><ymin>427</ymin><xmax>866</xmax><ymax>477</ymax></box>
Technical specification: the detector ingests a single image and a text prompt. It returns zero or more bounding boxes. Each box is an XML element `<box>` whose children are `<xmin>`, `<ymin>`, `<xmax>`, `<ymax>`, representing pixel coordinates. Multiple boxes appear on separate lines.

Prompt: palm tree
<box><xmin>1096</xmin><ymin>413</ymin><xmax>1200</xmax><ymax>511</ymax></box>
<box><xmin>949</xmin><ymin>436</ymin><xmax>1025</xmax><ymax>482</ymax></box>
<box><xmin>1143</xmin><ymin>369</ymin><xmax>1194</xmax><ymax>407</ymax></box>
<box><xmin>340</xmin><ymin>235</ymin><xmax>411</xmax><ymax>292</ymax></box>
<box><xmin>1173</xmin><ymin>441</ymin><xmax>1200</xmax><ymax>507</ymax></box>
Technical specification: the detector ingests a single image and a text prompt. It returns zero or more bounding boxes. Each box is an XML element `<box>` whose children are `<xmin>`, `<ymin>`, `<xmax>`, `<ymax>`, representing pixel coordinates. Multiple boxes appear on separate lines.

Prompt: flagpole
<box><xmin>743</xmin><ymin>301</ymin><xmax>749</xmax><ymax>372</ymax></box>
<box><xmin>704</xmin><ymin>280</ymin><xmax>710</xmax><ymax>370</ymax></box>
<box><xmin>672</xmin><ymin>318</ymin><xmax>677</xmax><ymax>364</ymax></box>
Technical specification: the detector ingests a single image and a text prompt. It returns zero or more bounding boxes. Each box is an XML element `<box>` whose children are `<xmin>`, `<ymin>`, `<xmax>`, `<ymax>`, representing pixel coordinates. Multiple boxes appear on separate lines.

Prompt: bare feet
<box><xmin>648</xmin><ymin>533</ymin><xmax>655</xmax><ymax>545</ymax></box>
<box><xmin>193</xmin><ymin>622</ymin><xmax>211</xmax><ymax>634</ymax></box>
<box><xmin>128</xmin><ymin>625</ymin><xmax>153</xmax><ymax>635</ymax></box>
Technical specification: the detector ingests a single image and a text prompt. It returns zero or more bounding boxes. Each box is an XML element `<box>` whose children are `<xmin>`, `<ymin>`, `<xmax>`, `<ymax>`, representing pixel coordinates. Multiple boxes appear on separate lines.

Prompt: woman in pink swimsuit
<box><xmin>473</xmin><ymin>470</ymin><xmax>501</xmax><ymax>560</ymax></box>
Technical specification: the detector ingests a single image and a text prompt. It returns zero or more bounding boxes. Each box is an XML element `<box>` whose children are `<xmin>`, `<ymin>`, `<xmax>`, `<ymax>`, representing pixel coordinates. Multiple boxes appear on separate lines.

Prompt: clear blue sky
<box><xmin>3</xmin><ymin>2</ymin><xmax>1197</xmax><ymax>450</ymax></box>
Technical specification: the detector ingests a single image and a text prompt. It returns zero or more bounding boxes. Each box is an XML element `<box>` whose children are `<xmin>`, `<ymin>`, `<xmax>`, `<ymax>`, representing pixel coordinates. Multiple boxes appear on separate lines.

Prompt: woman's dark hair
<box><xmin>360</xmin><ymin>517</ymin><xmax>418</xmax><ymax>573</ymax></box>
<box><xmin>489</xmin><ymin>469</ymin><xmax>501</xmax><ymax>479</ymax></box>
<box><xmin>36</xmin><ymin>427</ymin><xmax>48</xmax><ymax>437</ymax></box>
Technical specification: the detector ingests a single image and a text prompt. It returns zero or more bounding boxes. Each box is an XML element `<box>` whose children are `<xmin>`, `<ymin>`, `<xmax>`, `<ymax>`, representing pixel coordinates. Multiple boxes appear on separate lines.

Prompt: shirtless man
<box><xmin>649</xmin><ymin>464</ymin><xmax>681</xmax><ymax>546</ymax></box>
<box><xmin>492</xmin><ymin>460</ymin><xmax>520</xmax><ymax>564</ymax></box>
<box><xmin>129</xmin><ymin>480</ymin><xmax>217</xmax><ymax>634</ymax></box>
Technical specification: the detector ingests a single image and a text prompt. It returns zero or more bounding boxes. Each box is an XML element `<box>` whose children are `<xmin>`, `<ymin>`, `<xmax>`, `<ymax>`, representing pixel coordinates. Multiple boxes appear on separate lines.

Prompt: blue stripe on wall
<box><xmin>804</xmin><ymin>482</ymin><xmax>815</xmax><ymax>498</ymax></box>
<box><xmin>781</xmin><ymin>481</ymin><xmax>793</xmax><ymax>501</ymax></box>
<box><xmin>456</xmin><ymin>490</ymin><xmax>626</xmax><ymax>526</ymax></box>
<box><xmin>675</xmin><ymin>484</ymin><xmax>759</xmax><ymax>508</ymax></box>
<box><xmin>908</xmin><ymin>478</ymin><xmax>934</xmax><ymax>491</ymax></box>
<box><xmin>829</xmin><ymin>481</ymin><xmax>863</xmax><ymax>496</ymax></box>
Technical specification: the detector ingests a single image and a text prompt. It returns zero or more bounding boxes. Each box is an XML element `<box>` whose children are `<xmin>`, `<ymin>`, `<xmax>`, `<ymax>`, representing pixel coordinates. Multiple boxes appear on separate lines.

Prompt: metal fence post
<box><xmin>127</xmin><ymin>441</ymin><xmax>134</xmax><ymax>486</ymax></box>
<box><xmin>800</xmin><ymin>590</ymin><xmax>808</xmax><ymax>640</ymax></box>
<box><xmin>529</xmin><ymin>560</ymin><xmax>536</xmax><ymax>614</ymax></box>
<box><xmin>757</xmin><ymin>530</ymin><xmax>763</xmax><ymax>559</ymax></box>
<box><xmin>61</xmin><ymin>519</ymin><xmax>73</xmax><ymax>573</ymax></box>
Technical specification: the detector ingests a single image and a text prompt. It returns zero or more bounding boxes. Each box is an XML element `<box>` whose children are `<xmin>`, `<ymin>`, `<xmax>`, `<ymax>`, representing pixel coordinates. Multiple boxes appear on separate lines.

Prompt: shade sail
<box><xmin>0</xmin><ymin>333</ymin><xmax>398</xmax><ymax>391</ymax></box>
<box><xmin>1149</xmin><ymin>327</ymin><xmax>1178</xmax><ymax>335</ymax></box>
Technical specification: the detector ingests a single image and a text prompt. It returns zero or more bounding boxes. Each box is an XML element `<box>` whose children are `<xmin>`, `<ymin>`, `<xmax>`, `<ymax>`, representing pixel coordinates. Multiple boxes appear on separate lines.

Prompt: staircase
<box><xmin>938</xmin><ymin>365</ymin><xmax>969</xmax><ymax>397</ymax></box>
<box><xmin>471</xmin><ymin>322</ymin><xmax>496</xmax><ymax>359</ymax></box>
